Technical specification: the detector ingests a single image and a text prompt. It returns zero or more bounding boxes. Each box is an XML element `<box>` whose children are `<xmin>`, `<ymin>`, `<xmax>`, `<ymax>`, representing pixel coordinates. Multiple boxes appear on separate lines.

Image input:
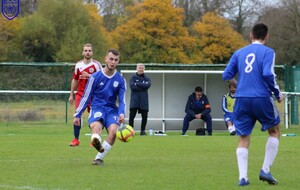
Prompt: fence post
<box><xmin>291</xmin><ymin>66</ymin><xmax>299</xmax><ymax>125</ymax></box>
<box><xmin>65</xmin><ymin>64</ymin><xmax>69</xmax><ymax>123</ymax></box>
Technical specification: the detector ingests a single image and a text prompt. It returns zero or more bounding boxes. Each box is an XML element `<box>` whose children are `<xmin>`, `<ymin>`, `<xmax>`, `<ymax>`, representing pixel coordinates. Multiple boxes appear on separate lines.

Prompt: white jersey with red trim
<box><xmin>73</xmin><ymin>59</ymin><xmax>102</xmax><ymax>95</ymax></box>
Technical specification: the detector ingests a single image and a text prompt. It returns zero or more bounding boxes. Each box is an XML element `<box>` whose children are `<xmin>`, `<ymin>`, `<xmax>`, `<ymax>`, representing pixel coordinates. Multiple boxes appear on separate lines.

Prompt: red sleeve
<box><xmin>73</xmin><ymin>68</ymin><xmax>79</xmax><ymax>80</ymax></box>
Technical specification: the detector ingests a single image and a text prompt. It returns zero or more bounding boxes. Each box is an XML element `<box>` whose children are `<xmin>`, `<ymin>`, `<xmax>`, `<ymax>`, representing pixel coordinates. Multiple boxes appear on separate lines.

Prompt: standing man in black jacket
<box><xmin>182</xmin><ymin>86</ymin><xmax>212</xmax><ymax>135</ymax></box>
<box><xmin>129</xmin><ymin>63</ymin><xmax>152</xmax><ymax>135</ymax></box>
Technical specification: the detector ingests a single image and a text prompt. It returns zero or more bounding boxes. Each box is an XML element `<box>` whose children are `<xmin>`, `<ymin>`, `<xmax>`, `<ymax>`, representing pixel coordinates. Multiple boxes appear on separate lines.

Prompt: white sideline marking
<box><xmin>85</xmin><ymin>133</ymin><xmax>107</xmax><ymax>136</ymax></box>
<box><xmin>0</xmin><ymin>158</ymin><xmax>81</xmax><ymax>163</ymax></box>
<box><xmin>0</xmin><ymin>184</ymin><xmax>43</xmax><ymax>190</ymax></box>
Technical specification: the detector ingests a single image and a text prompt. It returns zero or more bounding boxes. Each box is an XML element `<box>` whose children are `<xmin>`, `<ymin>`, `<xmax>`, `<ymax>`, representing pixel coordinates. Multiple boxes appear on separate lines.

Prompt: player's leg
<box><xmin>129</xmin><ymin>107</ymin><xmax>138</xmax><ymax>128</ymax></box>
<box><xmin>257</xmin><ymin>97</ymin><xmax>281</xmax><ymax>185</ymax></box>
<box><xmin>140</xmin><ymin>109</ymin><xmax>148</xmax><ymax>135</ymax></box>
<box><xmin>225</xmin><ymin>113</ymin><xmax>236</xmax><ymax>135</ymax></box>
<box><xmin>69</xmin><ymin>94</ymin><xmax>82</xmax><ymax>146</ymax></box>
<box><xmin>93</xmin><ymin>109</ymin><xmax>119</xmax><ymax>166</ymax></box>
<box><xmin>202</xmin><ymin>114</ymin><xmax>212</xmax><ymax>135</ymax></box>
<box><xmin>234</xmin><ymin>98</ymin><xmax>255</xmax><ymax>186</ymax></box>
<box><xmin>88</xmin><ymin>107</ymin><xmax>105</xmax><ymax>154</ymax></box>
<box><xmin>90</xmin><ymin>120</ymin><xmax>104</xmax><ymax>153</ymax></box>
<box><xmin>263</xmin><ymin>126</ymin><xmax>280</xmax><ymax>172</ymax></box>
<box><xmin>182</xmin><ymin>114</ymin><xmax>194</xmax><ymax>135</ymax></box>
<box><xmin>259</xmin><ymin>125</ymin><xmax>280</xmax><ymax>185</ymax></box>
<box><xmin>236</xmin><ymin>135</ymin><xmax>250</xmax><ymax>186</ymax></box>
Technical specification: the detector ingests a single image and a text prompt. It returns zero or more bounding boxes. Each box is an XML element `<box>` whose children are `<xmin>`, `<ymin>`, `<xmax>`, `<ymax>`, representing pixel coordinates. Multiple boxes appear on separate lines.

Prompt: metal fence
<box><xmin>1</xmin><ymin>62</ymin><xmax>295</xmax><ymax>129</ymax></box>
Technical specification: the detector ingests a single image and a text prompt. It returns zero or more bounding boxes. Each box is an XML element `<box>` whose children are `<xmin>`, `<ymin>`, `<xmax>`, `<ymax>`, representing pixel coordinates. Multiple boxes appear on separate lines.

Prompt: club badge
<box><xmin>2</xmin><ymin>0</ymin><xmax>20</xmax><ymax>20</ymax></box>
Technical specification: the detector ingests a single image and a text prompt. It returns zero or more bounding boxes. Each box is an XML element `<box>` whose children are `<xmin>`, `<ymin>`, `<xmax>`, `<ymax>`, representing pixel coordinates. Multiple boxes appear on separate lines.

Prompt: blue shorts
<box><xmin>234</xmin><ymin>97</ymin><xmax>280</xmax><ymax>136</ymax></box>
<box><xmin>88</xmin><ymin>106</ymin><xmax>120</xmax><ymax>129</ymax></box>
<box><xmin>224</xmin><ymin>113</ymin><xmax>234</xmax><ymax>123</ymax></box>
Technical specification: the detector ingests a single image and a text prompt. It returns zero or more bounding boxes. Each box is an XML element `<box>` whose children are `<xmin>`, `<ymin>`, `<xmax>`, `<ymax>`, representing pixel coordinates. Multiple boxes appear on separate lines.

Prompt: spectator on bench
<box><xmin>181</xmin><ymin>86</ymin><xmax>212</xmax><ymax>136</ymax></box>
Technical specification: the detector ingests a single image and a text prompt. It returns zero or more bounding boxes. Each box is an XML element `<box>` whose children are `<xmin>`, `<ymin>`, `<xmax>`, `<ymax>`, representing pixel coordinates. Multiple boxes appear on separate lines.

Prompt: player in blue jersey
<box><xmin>222</xmin><ymin>84</ymin><xmax>236</xmax><ymax>135</ymax></box>
<box><xmin>73</xmin><ymin>48</ymin><xmax>126</xmax><ymax>166</ymax></box>
<box><xmin>223</xmin><ymin>23</ymin><xmax>283</xmax><ymax>186</ymax></box>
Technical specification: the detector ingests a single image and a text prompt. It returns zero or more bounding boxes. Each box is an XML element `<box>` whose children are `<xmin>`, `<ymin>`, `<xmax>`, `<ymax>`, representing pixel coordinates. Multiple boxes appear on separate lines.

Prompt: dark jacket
<box><xmin>129</xmin><ymin>73</ymin><xmax>151</xmax><ymax>111</ymax></box>
<box><xmin>185</xmin><ymin>92</ymin><xmax>211</xmax><ymax>117</ymax></box>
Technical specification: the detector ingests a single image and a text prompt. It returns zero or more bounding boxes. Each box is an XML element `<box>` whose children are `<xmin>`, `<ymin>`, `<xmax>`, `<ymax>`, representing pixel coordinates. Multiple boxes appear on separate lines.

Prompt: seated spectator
<box><xmin>181</xmin><ymin>86</ymin><xmax>212</xmax><ymax>136</ymax></box>
<box><xmin>222</xmin><ymin>84</ymin><xmax>236</xmax><ymax>135</ymax></box>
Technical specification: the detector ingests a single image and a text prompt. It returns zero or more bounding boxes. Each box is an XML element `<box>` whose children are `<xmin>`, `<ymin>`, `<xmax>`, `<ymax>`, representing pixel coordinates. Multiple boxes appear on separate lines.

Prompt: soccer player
<box><xmin>68</xmin><ymin>43</ymin><xmax>102</xmax><ymax>147</ymax></box>
<box><xmin>129</xmin><ymin>63</ymin><xmax>151</xmax><ymax>135</ymax></box>
<box><xmin>223</xmin><ymin>23</ymin><xmax>283</xmax><ymax>186</ymax></box>
<box><xmin>222</xmin><ymin>84</ymin><xmax>236</xmax><ymax>135</ymax></box>
<box><xmin>73</xmin><ymin>48</ymin><xmax>126</xmax><ymax>166</ymax></box>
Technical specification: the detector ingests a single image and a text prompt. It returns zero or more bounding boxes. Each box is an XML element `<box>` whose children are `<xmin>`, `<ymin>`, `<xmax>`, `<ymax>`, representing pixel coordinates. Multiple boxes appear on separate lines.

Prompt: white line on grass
<box><xmin>0</xmin><ymin>184</ymin><xmax>43</xmax><ymax>190</ymax></box>
<box><xmin>0</xmin><ymin>158</ymin><xmax>83</xmax><ymax>162</ymax></box>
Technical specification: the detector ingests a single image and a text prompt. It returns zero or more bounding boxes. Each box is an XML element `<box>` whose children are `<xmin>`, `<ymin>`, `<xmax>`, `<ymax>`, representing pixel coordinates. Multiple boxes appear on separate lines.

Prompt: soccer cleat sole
<box><xmin>69</xmin><ymin>143</ymin><xmax>80</xmax><ymax>147</ymax></box>
<box><xmin>238</xmin><ymin>178</ymin><xmax>250</xmax><ymax>186</ymax></box>
<box><xmin>92</xmin><ymin>159</ymin><xmax>104</xmax><ymax>166</ymax></box>
<box><xmin>230</xmin><ymin>131</ymin><xmax>236</xmax><ymax>136</ymax></box>
<box><xmin>91</xmin><ymin>138</ymin><xmax>104</xmax><ymax>153</ymax></box>
<box><xmin>259</xmin><ymin>176</ymin><xmax>278</xmax><ymax>185</ymax></box>
<box><xmin>69</xmin><ymin>140</ymin><xmax>80</xmax><ymax>147</ymax></box>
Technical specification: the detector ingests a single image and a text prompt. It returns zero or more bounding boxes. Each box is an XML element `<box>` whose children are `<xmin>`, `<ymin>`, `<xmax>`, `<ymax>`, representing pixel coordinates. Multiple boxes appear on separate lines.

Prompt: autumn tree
<box><xmin>192</xmin><ymin>12</ymin><xmax>247</xmax><ymax>64</ymax></box>
<box><xmin>18</xmin><ymin>0</ymin><xmax>110</xmax><ymax>62</ymax></box>
<box><xmin>113</xmin><ymin>0</ymin><xmax>196</xmax><ymax>63</ymax></box>
<box><xmin>56</xmin><ymin>4</ymin><xmax>111</xmax><ymax>61</ymax></box>
<box><xmin>0</xmin><ymin>17</ymin><xmax>22</xmax><ymax>61</ymax></box>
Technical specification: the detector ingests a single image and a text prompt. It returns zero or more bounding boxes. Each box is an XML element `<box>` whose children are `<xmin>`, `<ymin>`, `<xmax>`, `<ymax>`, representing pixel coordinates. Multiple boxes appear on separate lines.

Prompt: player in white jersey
<box><xmin>74</xmin><ymin>48</ymin><xmax>126</xmax><ymax>166</ymax></box>
<box><xmin>223</xmin><ymin>23</ymin><xmax>284</xmax><ymax>186</ymax></box>
<box><xmin>68</xmin><ymin>43</ymin><xmax>102</xmax><ymax>147</ymax></box>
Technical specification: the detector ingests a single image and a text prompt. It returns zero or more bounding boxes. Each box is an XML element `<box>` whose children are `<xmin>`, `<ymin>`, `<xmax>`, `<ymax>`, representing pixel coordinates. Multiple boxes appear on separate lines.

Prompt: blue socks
<box><xmin>74</xmin><ymin>124</ymin><xmax>81</xmax><ymax>139</ymax></box>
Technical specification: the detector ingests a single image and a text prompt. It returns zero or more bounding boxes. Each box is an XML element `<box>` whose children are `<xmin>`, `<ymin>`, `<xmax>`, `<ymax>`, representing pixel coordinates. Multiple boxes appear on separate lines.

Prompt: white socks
<box><xmin>262</xmin><ymin>137</ymin><xmax>279</xmax><ymax>173</ymax></box>
<box><xmin>95</xmin><ymin>140</ymin><xmax>112</xmax><ymax>160</ymax></box>
<box><xmin>228</xmin><ymin>125</ymin><xmax>236</xmax><ymax>134</ymax></box>
<box><xmin>236</xmin><ymin>137</ymin><xmax>279</xmax><ymax>181</ymax></box>
<box><xmin>236</xmin><ymin>147</ymin><xmax>248</xmax><ymax>180</ymax></box>
<box><xmin>91</xmin><ymin>134</ymin><xmax>112</xmax><ymax>160</ymax></box>
<box><xmin>91</xmin><ymin>133</ymin><xmax>101</xmax><ymax>143</ymax></box>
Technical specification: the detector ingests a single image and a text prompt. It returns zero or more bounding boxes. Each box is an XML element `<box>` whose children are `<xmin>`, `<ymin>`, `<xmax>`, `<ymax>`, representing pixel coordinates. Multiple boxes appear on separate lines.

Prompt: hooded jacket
<box><xmin>129</xmin><ymin>73</ymin><xmax>151</xmax><ymax>111</ymax></box>
<box><xmin>185</xmin><ymin>92</ymin><xmax>211</xmax><ymax>117</ymax></box>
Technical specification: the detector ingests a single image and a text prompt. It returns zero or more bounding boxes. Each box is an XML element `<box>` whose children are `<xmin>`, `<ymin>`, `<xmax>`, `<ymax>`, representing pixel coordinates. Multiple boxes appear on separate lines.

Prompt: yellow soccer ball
<box><xmin>116</xmin><ymin>124</ymin><xmax>135</xmax><ymax>142</ymax></box>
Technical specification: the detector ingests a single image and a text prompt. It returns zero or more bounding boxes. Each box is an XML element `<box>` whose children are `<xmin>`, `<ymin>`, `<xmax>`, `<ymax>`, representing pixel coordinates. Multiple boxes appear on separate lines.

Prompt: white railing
<box><xmin>0</xmin><ymin>90</ymin><xmax>299</xmax><ymax>129</ymax></box>
<box><xmin>282</xmin><ymin>92</ymin><xmax>300</xmax><ymax>129</ymax></box>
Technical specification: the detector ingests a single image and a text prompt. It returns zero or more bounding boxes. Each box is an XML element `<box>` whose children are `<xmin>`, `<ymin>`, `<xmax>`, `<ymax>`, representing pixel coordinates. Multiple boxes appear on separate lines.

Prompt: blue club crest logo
<box><xmin>2</xmin><ymin>0</ymin><xmax>20</xmax><ymax>20</ymax></box>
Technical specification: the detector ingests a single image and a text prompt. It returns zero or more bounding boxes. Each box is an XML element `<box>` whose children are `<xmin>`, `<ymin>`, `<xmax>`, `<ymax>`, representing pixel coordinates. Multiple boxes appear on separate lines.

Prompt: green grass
<box><xmin>0</xmin><ymin>123</ymin><xmax>299</xmax><ymax>190</ymax></box>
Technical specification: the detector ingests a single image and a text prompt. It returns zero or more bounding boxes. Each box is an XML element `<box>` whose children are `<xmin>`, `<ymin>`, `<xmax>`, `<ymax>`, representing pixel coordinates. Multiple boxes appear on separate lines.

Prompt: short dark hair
<box><xmin>252</xmin><ymin>23</ymin><xmax>268</xmax><ymax>41</ymax></box>
<box><xmin>107</xmin><ymin>48</ymin><xmax>120</xmax><ymax>56</ymax></box>
<box><xmin>195</xmin><ymin>86</ymin><xmax>203</xmax><ymax>92</ymax></box>
<box><xmin>228</xmin><ymin>84</ymin><xmax>236</xmax><ymax>88</ymax></box>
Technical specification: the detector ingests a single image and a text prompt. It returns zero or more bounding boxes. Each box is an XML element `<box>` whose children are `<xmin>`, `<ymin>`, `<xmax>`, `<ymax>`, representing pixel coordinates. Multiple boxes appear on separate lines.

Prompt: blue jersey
<box><xmin>222</xmin><ymin>42</ymin><xmax>281</xmax><ymax>100</ymax></box>
<box><xmin>74</xmin><ymin>69</ymin><xmax>126</xmax><ymax>118</ymax></box>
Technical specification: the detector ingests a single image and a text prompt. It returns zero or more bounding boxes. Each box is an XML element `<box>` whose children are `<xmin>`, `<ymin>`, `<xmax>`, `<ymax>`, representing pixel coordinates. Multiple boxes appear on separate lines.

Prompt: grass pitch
<box><xmin>0</xmin><ymin>123</ymin><xmax>299</xmax><ymax>190</ymax></box>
